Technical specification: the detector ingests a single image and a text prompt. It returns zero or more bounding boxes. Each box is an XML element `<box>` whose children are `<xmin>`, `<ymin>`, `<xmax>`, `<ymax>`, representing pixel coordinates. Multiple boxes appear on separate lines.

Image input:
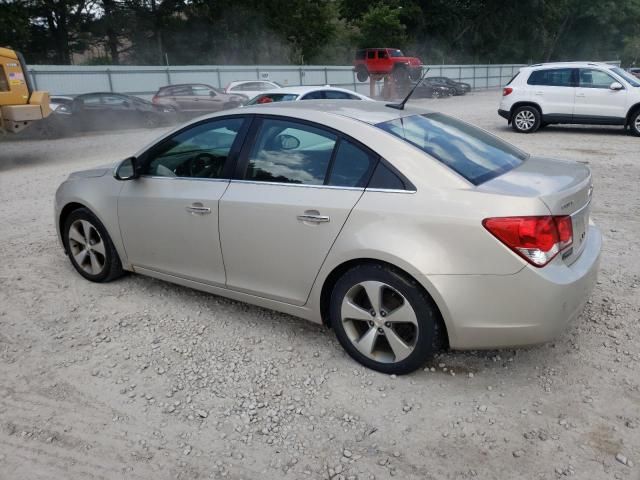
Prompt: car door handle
<box><xmin>186</xmin><ymin>203</ymin><xmax>211</xmax><ymax>215</ymax></box>
<box><xmin>297</xmin><ymin>212</ymin><xmax>330</xmax><ymax>224</ymax></box>
<box><xmin>576</xmin><ymin>93</ymin><xmax>586</xmax><ymax>97</ymax></box>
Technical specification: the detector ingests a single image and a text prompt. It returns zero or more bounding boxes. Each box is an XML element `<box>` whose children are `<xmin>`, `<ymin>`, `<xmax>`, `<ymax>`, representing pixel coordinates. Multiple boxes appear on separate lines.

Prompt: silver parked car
<box><xmin>54</xmin><ymin>101</ymin><xmax>602</xmax><ymax>374</ymax></box>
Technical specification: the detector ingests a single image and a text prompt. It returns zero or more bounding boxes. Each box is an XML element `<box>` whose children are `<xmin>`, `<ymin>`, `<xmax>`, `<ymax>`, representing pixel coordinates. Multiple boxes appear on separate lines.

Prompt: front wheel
<box><xmin>356</xmin><ymin>67</ymin><xmax>369</xmax><ymax>82</ymax></box>
<box><xmin>629</xmin><ymin>110</ymin><xmax>640</xmax><ymax>137</ymax></box>
<box><xmin>329</xmin><ymin>263</ymin><xmax>441</xmax><ymax>374</ymax></box>
<box><xmin>511</xmin><ymin>106</ymin><xmax>541</xmax><ymax>133</ymax></box>
<box><xmin>63</xmin><ymin>208</ymin><xmax>124</xmax><ymax>282</ymax></box>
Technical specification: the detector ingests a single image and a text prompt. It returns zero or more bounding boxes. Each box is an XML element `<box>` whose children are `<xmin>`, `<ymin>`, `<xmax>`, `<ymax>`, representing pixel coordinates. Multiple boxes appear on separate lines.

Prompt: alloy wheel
<box><xmin>68</xmin><ymin>219</ymin><xmax>106</xmax><ymax>275</ymax></box>
<box><xmin>635</xmin><ymin>115</ymin><xmax>640</xmax><ymax>133</ymax></box>
<box><xmin>514</xmin><ymin>110</ymin><xmax>536</xmax><ymax>131</ymax></box>
<box><xmin>340</xmin><ymin>281</ymin><xmax>419</xmax><ymax>363</ymax></box>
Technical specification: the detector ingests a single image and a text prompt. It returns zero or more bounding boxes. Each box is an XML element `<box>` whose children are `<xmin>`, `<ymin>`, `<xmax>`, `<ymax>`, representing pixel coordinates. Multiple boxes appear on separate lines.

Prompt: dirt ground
<box><xmin>0</xmin><ymin>91</ymin><xmax>638</xmax><ymax>480</ymax></box>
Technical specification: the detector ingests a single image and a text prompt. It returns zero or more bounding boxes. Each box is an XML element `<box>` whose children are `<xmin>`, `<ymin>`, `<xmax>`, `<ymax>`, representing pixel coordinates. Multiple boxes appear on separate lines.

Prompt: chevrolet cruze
<box><xmin>55</xmin><ymin>100</ymin><xmax>602</xmax><ymax>374</ymax></box>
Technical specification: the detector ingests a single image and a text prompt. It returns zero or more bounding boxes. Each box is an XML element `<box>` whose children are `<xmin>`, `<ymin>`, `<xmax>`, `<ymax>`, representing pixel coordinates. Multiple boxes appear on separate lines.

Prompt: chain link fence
<box><xmin>27</xmin><ymin>63</ymin><xmax>529</xmax><ymax>99</ymax></box>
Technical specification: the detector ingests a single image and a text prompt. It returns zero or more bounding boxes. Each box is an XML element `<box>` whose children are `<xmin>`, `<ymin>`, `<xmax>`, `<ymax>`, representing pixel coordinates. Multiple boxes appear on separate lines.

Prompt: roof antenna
<box><xmin>386</xmin><ymin>67</ymin><xmax>430</xmax><ymax>110</ymax></box>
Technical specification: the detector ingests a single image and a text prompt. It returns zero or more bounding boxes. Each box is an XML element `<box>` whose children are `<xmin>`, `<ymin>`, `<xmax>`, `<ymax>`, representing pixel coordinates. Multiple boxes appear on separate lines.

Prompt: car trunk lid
<box><xmin>479</xmin><ymin>156</ymin><xmax>593</xmax><ymax>264</ymax></box>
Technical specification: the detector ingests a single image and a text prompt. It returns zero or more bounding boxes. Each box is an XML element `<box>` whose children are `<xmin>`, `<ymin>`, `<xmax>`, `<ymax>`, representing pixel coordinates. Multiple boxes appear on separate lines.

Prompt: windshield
<box><xmin>246</xmin><ymin>93</ymin><xmax>299</xmax><ymax>105</ymax></box>
<box><xmin>376</xmin><ymin>113</ymin><xmax>528</xmax><ymax>185</ymax></box>
<box><xmin>389</xmin><ymin>49</ymin><xmax>404</xmax><ymax>57</ymax></box>
<box><xmin>611</xmin><ymin>67</ymin><xmax>640</xmax><ymax>87</ymax></box>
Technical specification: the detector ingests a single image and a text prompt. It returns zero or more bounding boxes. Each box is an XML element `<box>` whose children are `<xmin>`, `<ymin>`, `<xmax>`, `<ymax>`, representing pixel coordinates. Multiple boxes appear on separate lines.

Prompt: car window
<box><xmin>368</xmin><ymin>161</ymin><xmax>409</xmax><ymax>190</ymax></box>
<box><xmin>377</xmin><ymin>113</ymin><xmax>527</xmax><ymax>185</ymax></box>
<box><xmin>245</xmin><ymin>119</ymin><xmax>337</xmax><ymax>185</ymax></box>
<box><xmin>367</xmin><ymin>50</ymin><xmax>376</xmax><ymax>59</ymax></box>
<box><xmin>527</xmin><ymin>68</ymin><xmax>575</xmax><ymax>87</ymax></box>
<box><xmin>145</xmin><ymin>118</ymin><xmax>245</xmax><ymax>179</ymax></box>
<box><xmin>301</xmin><ymin>91</ymin><xmax>325</xmax><ymax>100</ymax></box>
<box><xmin>324</xmin><ymin>90</ymin><xmax>358</xmax><ymax>100</ymax></box>
<box><xmin>192</xmin><ymin>85</ymin><xmax>214</xmax><ymax>96</ymax></box>
<box><xmin>389</xmin><ymin>49</ymin><xmax>404</xmax><ymax>57</ymax></box>
<box><xmin>102</xmin><ymin>95</ymin><xmax>128</xmax><ymax>105</ymax></box>
<box><xmin>327</xmin><ymin>140</ymin><xmax>376</xmax><ymax>187</ymax></box>
<box><xmin>378</xmin><ymin>50</ymin><xmax>389</xmax><ymax>59</ymax></box>
<box><xmin>245</xmin><ymin>93</ymin><xmax>299</xmax><ymax>105</ymax></box>
<box><xmin>579</xmin><ymin>69</ymin><xmax>618</xmax><ymax>89</ymax></box>
<box><xmin>169</xmin><ymin>86</ymin><xmax>193</xmax><ymax>96</ymax></box>
<box><xmin>80</xmin><ymin>95</ymin><xmax>102</xmax><ymax>105</ymax></box>
<box><xmin>0</xmin><ymin>66</ymin><xmax>9</xmax><ymax>92</ymax></box>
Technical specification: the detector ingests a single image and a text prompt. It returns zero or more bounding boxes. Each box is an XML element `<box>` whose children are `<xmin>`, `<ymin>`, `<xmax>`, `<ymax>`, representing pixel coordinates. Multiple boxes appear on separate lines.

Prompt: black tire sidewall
<box><xmin>630</xmin><ymin>111</ymin><xmax>640</xmax><ymax>137</ymax></box>
<box><xmin>511</xmin><ymin>106</ymin><xmax>541</xmax><ymax>133</ymax></box>
<box><xmin>62</xmin><ymin>208</ymin><xmax>122</xmax><ymax>282</ymax></box>
<box><xmin>356</xmin><ymin>67</ymin><xmax>369</xmax><ymax>82</ymax></box>
<box><xmin>329</xmin><ymin>264</ymin><xmax>438</xmax><ymax>375</ymax></box>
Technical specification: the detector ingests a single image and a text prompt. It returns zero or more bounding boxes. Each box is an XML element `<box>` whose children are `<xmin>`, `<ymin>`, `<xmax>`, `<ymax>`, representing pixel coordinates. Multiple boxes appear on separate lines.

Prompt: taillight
<box><xmin>483</xmin><ymin>216</ymin><xmax>573</xmax><ymax>267</ymax></box>
<box><xmin>503</xmin><ymin>87</ymin><xmax>513</xmax><ymax>96</ymax></box>
<box><xmin>151</xmin><ymin>95</ymin><xmax>159</xmax><ymax>104</ymax></box>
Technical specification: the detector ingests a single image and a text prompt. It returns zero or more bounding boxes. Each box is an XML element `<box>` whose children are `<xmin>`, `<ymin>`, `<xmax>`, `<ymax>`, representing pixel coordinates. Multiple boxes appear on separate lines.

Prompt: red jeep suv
<box><xmin>354</xmin><ymin>48</ymin><xmax>423</xmax><ymax>82</ymax></box>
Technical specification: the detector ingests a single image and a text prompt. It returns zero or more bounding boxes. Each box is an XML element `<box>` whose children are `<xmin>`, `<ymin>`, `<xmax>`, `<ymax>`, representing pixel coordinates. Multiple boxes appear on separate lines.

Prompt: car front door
<box><xmin>118</xmin><ymin>116</ymin><xmax>249</xmax><ymax>285</ymax></box>
<box><xmin>526</xmin><ymin>68</ymin><xmax>577</xmax><ymax>120</ymax></box>
<box><xmin>192</xmin><ymin>85</ymin><xmax>224</xmax><ymax>112</ymax></box>
<box><xmin>574</xmin><ymin>68</ymin><xmax>628</xmax><ymax>122</ymax></box>
<box><xmin>219</xmin><ymin>117</ymin><xmax>377</xmax><ymax>305</ymax></box>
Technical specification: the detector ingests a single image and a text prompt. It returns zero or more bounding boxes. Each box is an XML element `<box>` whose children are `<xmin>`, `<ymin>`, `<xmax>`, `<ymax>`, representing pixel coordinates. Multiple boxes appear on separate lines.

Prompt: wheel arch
<box><xmin>319</xmin><ymin>257</ymin><xmax>450</xmax><ymax>348</ymax></box>
<box><xmin>509</xmin><ymin>101</ymin><xmax>542</xmax><ymax>120</ymax></box>
<box><xmin>58</xmin><ymin>201</ymin><xmax>89</xmax><ymax>247</ymax></box>
<box><xmin>626</xmin><ymin>102</ymin><xmax>640</xmax><ymax>125</ymax></box>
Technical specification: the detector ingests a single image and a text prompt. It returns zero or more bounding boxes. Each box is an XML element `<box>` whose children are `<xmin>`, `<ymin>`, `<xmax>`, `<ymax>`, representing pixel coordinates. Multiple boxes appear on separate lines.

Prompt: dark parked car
<box><xmin>152</xmin><ymin>84</ymin><xmax>248</xmax><ymax>117</ymax></box>
<box><xmin>32</xmin><ymin>92</ymin><xmax>174</xmax><ymax>137</ymax></box>
<box><xmin>629</xmin><ymin>68</ymin><xmax>640</xmax><ymax>79</ymax></box>
<box><xmin>426</xmin><ymin>76</ymin><xmax>471</xmax><ymax>95</ymax></box>
<box><xmin>410</xmin><ymin>81</ymin><xmax>453</xmax><ymax>98</ymax></box>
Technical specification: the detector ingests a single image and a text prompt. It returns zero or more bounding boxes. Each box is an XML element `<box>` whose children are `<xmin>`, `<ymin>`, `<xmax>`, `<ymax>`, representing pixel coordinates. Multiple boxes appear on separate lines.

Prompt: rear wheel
<box><xmin>392</xmin><ymin>66</ymin><xmax>409</xmax><ymax>83</ymax></box>
<box><xmin>409</xmin><ymin>68</ymin><xmax>422</xmax><ymax>81</ymax></box>
<box><xmin>330</xmin><ymin>263</ymin><xmax>441</xmax><ymax>374</ymax></box>
<box><xmin>511</xmin><ymin>106</ymin><xmax>541</xmax><ymax>133</ymax></box>
<box><xmin>63</xmin><ymin>208</ymin><xmax>123</xmax><ymax>282</ymax></box>
<box><xmin>142</xmin><ymin>112</ymin><xmax>161</xmax><ymax>128</ymax></box>
<box><xmin>629</xmin><ymin>110</ymin><xmax>640</xmax><ymax>137</ymax></box>
<box><xmin>356</xmin><ymin>66</ymin><xmax>369</xmax><ymax>82</ymax></box>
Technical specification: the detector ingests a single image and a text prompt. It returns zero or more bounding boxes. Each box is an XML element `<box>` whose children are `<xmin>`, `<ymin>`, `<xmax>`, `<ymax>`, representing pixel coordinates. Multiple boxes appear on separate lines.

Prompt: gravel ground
<box><xmin>0</xmin><ymin>90</ymin><xmax>639</xmax><ymax>480</ymax></box>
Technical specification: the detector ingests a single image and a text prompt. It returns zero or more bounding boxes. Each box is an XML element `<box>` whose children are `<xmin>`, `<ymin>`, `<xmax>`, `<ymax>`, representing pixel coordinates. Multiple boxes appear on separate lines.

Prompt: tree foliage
<box><xmin>0</xmin><ymin>0</ymin><xmax>638</xmax><ymax>65</ymax></box>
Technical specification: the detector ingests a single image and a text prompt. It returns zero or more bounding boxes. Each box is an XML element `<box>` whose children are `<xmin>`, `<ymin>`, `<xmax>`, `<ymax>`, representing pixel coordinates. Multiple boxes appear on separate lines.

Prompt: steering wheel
<box><xmin>189</xmin><ymin>153</ymin><xmax>221</xmax><ymax>177</ymax></box>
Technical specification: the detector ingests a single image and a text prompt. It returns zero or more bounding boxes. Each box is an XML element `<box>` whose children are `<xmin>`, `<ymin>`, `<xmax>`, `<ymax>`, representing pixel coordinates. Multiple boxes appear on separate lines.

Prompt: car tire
<box><xmin>329</xmin><ymin>263</ymin><xmax>442</xmax><ymax>375</ymax></box>
<box><xmin>409</xmin><ymin>68</ymin><xmax>422</xmax><ymax>81</ymax></box>
<box><xmin>142</xmin><ymin>113</ymin><xmax>162</xmax><ymax>128</ymax></box>
<box><xmin>356</xmin><ymin>67</ymin><xmax>369</xmax><ymax>82</ymax></box>
<box><xmin>511</xmin><ymin>105</ymin><xmax>541</xmax><ymax>133</ymax></box>
<box><xmin>63</xmin><ymin>208</ymin><xmax>124</xmax><ymax>283</ymax></box>
<box><xmin>629</xmin><ymin>110</ymin><xmax>640</xmax><ymax>137</ymax></box>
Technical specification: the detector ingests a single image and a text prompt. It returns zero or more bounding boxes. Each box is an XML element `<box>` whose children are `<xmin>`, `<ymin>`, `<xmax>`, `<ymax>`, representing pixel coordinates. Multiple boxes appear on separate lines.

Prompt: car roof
<box><xmin>256</xmin><ymin>86</ymin><xmax>355</xmax><ymax>94</ymax></box>
<box><xmin>158</xmin><ymin>83</ymin><xmax>214</xmax><ymax>89</ymax></box>
<box><xmin>238</xmin><ymin>99</ymin><xmax>430</xmax><ymax>125</ymax></box>
<box><xmin>229</xmin><ymin>80</ymin><xmax>276</xmax><ymax>85</ymax></box>
<box><xmin>523</xmin><ymin>61</ymin><xmax>619</xmax><ymax>70</ymax></box>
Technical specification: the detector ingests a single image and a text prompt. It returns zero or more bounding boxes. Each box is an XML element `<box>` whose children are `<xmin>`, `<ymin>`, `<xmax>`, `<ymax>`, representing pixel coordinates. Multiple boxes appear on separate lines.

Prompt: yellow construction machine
<box><xmin>0</xmin><ymin>47</ymin><xmax>51</xmax><ymax>134</ymax></box>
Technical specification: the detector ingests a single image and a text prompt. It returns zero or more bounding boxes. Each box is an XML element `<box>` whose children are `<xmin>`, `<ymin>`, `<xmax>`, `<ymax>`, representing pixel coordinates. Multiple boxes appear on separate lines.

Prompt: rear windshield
<box><xmin>376</xmin><ymin>113</ymin><xmax>527</xmax><ymax>185</ymax></box>
<box><xmin>246</xmin><ymin>93</ymin><xmax>299</xmax><ymax>105</ymax></box>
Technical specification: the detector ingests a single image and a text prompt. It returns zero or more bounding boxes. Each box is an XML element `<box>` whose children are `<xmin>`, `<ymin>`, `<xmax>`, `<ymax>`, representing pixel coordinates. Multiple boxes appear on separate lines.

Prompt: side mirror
<box><xmin>277</xmin><ymin>134</ymin><xmax>300</xmax><ymax>150</ymax></box>
<box><xmin>209</xmin><ymin>90</ymin><xmax>216</xmax><ymax>97</ymax></box>
<box><xmin>610</xmin><ymin>82</ymin><xmax>624</xmax><ymax>90</ymax></box>
<box><xmin>114</xmin><ymin>156</ymin><xmax>139</xmax><ymax>180</ymax></box>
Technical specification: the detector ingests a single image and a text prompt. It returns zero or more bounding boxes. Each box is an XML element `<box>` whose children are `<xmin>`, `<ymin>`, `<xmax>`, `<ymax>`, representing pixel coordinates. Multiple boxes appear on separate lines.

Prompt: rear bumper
<box><xmin>498</xmin><ymin>108</ymin><xmax>511</xmax><ymax>121</ymax></box>
<box><xmin>427</xmin><ymin>224</ymin><xmax>602</xmax><ymax>350</ymax></box>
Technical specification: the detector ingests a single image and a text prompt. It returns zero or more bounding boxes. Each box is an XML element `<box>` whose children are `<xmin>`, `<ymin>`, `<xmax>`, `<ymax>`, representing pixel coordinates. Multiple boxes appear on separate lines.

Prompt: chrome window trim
<box><xmin>228</xmin><ymin>179</ymin><xmax>416</xmax><ymax>193</ymax></box>
<box><xmin>139</xmin><ymin>174</ymin><xmax>230</xmax><ymax>184</ymax></box>
<box><xmin>365</xmin><ymin>187</ymin><xmax>417</xmax><ymax>194</ymax></box>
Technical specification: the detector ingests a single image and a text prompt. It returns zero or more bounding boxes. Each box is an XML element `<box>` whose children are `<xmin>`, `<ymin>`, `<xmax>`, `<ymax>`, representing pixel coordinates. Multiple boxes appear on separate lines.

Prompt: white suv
<box><xmin>498</xmin><ymin>62</ymin><xmax>640</xmax><ymax>136</ymax></box>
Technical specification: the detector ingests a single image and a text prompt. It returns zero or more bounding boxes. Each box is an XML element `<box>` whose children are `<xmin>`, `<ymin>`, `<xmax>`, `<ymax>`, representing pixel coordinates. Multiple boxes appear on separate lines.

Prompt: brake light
<box><xmin>151</xmin><ymin>95</ymin><xmax>159</xmax><ymax>104</ymax></box>
<box><xmin>502</xmin><ymin>87</ymin><xmax>513</xmax><ymax>96</ymax></box>
<box><xmin>483</xmin><ymin>216</ymin><xmax>573</xmax><ymax>267</ymax></box>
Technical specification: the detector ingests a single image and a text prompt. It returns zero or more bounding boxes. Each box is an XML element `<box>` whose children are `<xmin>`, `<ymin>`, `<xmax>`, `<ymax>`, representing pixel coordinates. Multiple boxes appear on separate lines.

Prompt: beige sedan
<box><xmin>54</xmin><ymin>100</ymin><xmax>601</xmax><ymax>374</ymax></box>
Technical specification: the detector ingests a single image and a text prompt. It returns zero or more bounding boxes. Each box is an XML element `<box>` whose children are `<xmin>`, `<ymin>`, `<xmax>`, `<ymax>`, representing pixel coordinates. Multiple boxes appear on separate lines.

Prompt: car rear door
<box><xmin>118</xmin><ymin>116</ymin><xmax>250</xmax><ymax>285</ymax></box>
<box><xmin>219</xmin><ymin>116</ymin><xmax>378</xmax><ymax>305</ymax></box>
<box><xmin>574</xmin><ymin>68</ymin><xmax>628</xmax><ymax>122</ymax></box>
<box><xmin>526</xmin><ymin>68</ymin><xmax>577</xmax><ymax>120</ymax></box>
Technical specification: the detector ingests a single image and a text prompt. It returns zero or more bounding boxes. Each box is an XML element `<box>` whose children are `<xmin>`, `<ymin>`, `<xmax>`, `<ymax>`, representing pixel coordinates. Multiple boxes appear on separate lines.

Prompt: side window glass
<box><xmin>0</xmin><ymin>66</ymin><xmax>9</xmax><ymax>92</ymax></box>
<box><xmin>368</xmin><ymin>161</ymin><xmax>407</xmax><ymax>190</ymax></box>
<box><xmin>193</xmin><ymin>86</ymin><xmax>213</xmax><ymax>96</ymax></box>
<box><xmin>82</xmin><ymin>95</ymin><xmax>102</xmax><ymax>105</ymax></box>
<box><xmin>245</xmin><ymin>119</ymin><xmax>337</xmax><ymax>185</ymax></box>
<box><xmin>102</xmin><ymin>95</ymin><xmax>128</xmax><ymax>105</ymax></box>
<box><xmin>378</xmin><ymin>50</ymin><xmax>389</xmax><ymax>59</ymax></box>
<box><xmin>527</xmin><ymin>68</ymin><xmax>574</xmax><ymax>87</ymax></box>
<box><xmin>301</xmin><ymin>91</ymin><xmax>325</xmax><ymax>100</ymax></box>
<box><xmin>146</xmin><ymin>118</ymin><xmax>244</xmax><ymax>179</ymax></box>
<box><xmin>580</xmin><ymin>69</ymin><xmax>617</xmax><ymax>88</ymax></box>
<box><xmin>367</xmin><ymin>50</ymin><xmax>376</xmax><ymax>59</ymax></box>
<box><xmin>327</xmin><ymin>140</ymin><xmax>376</xmax><ymax>187</ymax></box>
